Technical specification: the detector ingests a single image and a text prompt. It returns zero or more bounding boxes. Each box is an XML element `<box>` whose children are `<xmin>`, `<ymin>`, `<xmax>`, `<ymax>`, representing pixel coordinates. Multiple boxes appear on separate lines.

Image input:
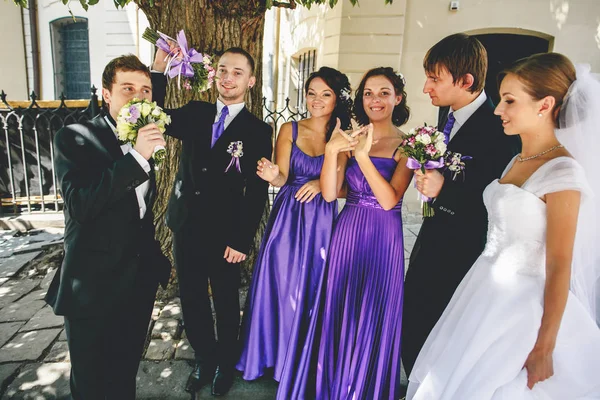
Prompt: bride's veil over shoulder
<box><xmin>556</xmin><ymin>64</ymin><xmax>600</xmax><ymax>326</ymax></box>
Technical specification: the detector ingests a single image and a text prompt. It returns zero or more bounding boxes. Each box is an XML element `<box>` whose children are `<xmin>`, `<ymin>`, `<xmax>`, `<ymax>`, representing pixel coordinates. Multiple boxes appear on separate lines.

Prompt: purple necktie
<box><xmin>211</xmin><ymin>105</ymin><xmax>229</xmax><ymax>148</ymax></box>
<box><xmin>442</xmin><ymin>112</ymin><xmax>455</xmax><ymax>144</ymax></box>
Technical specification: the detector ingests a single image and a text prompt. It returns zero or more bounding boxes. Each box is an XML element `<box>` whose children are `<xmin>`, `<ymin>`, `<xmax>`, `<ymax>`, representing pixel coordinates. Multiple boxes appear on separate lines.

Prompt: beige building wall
<box><xmin>0</xmin><ymin>2</ymin><xmax>28</xmax><ymax>99</ymax></box>
<box><xmin>401</xmin><ymin>0</ymin><xmax>600</xmax><ymax>131</ymax></box>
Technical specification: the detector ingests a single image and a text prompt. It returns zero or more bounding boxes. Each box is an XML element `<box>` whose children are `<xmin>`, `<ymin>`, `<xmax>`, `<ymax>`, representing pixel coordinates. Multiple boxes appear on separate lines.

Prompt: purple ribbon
<box><xmin>406</xmin><ymin>157</ymin><xmax>445</xmax><ymax>202</ymax></box>
<box><xmin>156</xmin><ymin>30</ymin><xmax>204</xmax><ymax>84</ymax></box>
<box><xmin>225</xmin><ymin>157</ymin><xmax>241</xmax><ymax>173</ymax></box>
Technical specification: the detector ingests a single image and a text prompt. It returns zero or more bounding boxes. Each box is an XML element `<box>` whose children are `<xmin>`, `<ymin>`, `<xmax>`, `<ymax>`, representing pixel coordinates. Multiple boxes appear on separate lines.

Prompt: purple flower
<box><xmin>126</xmin><ymin>105</ymin><xmax>140</xmax><ymax>123</ymax></box>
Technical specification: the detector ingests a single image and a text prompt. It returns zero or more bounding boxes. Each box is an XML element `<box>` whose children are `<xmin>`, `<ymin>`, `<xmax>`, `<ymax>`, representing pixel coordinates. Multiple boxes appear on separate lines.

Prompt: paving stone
<box><xmin>404</xmin><ymin>223</ymin><xmax>423</xmax><ymax>236</ymax></box>
<box><xmin>0</xmin><ymin>252</ymin><xmax>42</xmax><ymax>279</ymax></box>
<box><xmin>0</xmin><ymin>301</ymin><xmax>46</xmax><ymax>323</ymax></box>
<box><xmin>196</xmin><ymin>373</ymin><xmax>278</xmax><ymax>399</ymax></box>
<box><xmin>144</xmin><ymin>338</ymin><xmax>175</xmax><ymax>360</ymax></box>
<box><xmin>15</xmin><ymin>289</ymin><xmax>47</xmax><ymax>304</ymax></box>
<box><xmin>2</xmin><ymin>362</ymin><xmax>70</xmax><ymax>399</ymax></box>
<box><xmin>57</xmin><ymin>329</ymin><xmax>67</xmax><ymax>342</ymax></box>
<box><xmin>0</xmin><ymin>322</ymin><xmax>25</xmax><ymax>348</ymax></box>
<box><xmin>174</xmin><ymin>338</ymin><xmax>194</xmax><ymax>360</ymax></box>
<box><xmin>39</xmin><ymin>269</ymin><xmax>57</xmax><ymax>291</ymax></box>
<box><xmin>151</xmin><ymin>318</ymin><xmax>179</xmax><ymax>340</ymax></box>
<box><xmin>0</xmin><ymin>279</ymin><xmax>39</xmax><ymax>310</ymax></box>
<box><xmin>0</xmin><ymin>328</ymin><xmax>61</xmax><ymax>363</ymax></box>
<box><xmin>19</xmin><ymin>306</ymin><xmax>63</xmax><ymax>332</ymax></box>
<box><xmin>0</xmin><ymin>363</ymin><xmax>21</xmax><ymax>390</ymax></box>
<box><xmin>44</xmin><ymin>342</ymin><xmax>70</xmax><ymax>363</ymax></box>
<box><xmin>136</xmin><ymin>361</ymin><xmax>192</xmax><ymax>399</ymax></box>
<box><xmin>158</xmin><ymin>298</ymin><xmax>181</xmax><ymax>319</ymax></box>
<box><xmin>404</xmin><ymin>234</ymin><xmax>417</xmax><ymax>253</ymax></box>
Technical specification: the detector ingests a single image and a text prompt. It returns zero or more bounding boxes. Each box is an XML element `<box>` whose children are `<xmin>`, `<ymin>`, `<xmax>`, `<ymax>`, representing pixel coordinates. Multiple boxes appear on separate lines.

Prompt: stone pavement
<box><xmin>0</xmin><ymin>207</ymin><xmax>422</xmax><ymax>399</ymax></box>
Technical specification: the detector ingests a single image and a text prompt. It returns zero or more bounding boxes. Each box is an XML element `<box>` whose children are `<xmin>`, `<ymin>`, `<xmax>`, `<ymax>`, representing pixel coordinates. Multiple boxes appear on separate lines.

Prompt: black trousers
<box><xmin>64</xmin><ymin>269</ymin><xmax>157</xmax><ymax>400</ymax></box>
<box><xmin>173</xmin><ymin>222</ymin><xmax>241</xmax><ymax>371</ymax></box>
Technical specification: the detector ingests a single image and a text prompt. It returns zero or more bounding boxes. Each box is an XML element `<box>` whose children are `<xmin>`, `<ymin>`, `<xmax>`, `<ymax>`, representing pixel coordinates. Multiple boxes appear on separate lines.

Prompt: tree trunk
<box><xmin>135</xmin><ymin>0</ymin><xmax>270</xmax><ymax>299</ymax></box>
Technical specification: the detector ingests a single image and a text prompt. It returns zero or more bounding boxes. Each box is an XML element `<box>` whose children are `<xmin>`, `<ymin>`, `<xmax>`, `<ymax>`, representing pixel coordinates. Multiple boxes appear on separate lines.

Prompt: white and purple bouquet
<box><xmin>117</xmin><ymin>98</ymin><xmax>171</xmax><ymax>166</ymax></box>
<box><xmin>399</xmin><ymin>124</ymin><xmax>447</xmax><ymax>217</ymax></box>
<box><xmin>143</xmin><ymin>28</ymin><xmax>216</xmax><ymax>93</ymax></box>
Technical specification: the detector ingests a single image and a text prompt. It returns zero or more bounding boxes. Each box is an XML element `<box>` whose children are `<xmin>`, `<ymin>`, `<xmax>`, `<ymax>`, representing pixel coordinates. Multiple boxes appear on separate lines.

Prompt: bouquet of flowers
<box><xmin>444</xmin><ymin>151</ymin><xmax>472</xmax><ymax>181</ymax></box>
<box><xmin>399</xmin><ymin>124</ymin><xmax>447</xmax><ymax>217</ymax></box>
<box><xmin>116</xmin><ymin>98</ymin><xmax>171</xmax><ymax>166</ymax></box>
<box><xmin>143</xmin><ymin>28</ymin><xmax>216</xmax><ymax>93</ymax></box>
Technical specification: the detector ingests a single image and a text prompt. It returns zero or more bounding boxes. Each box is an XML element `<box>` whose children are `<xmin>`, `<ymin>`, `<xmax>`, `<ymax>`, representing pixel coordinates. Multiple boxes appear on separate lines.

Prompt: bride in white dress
<box><xmin>407</xmin><ymin>53</ymin><xmax>600</xmax><ymax>400</ymax></box>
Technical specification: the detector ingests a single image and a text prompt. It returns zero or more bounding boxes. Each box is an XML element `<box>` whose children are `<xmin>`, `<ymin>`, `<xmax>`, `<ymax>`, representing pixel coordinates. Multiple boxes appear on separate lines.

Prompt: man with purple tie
<box><xmin>151</xmin><ymin>47</ymin><xmax>272</xmax><ymax>396</ymax></box>
<box><xmin>401</xmin><ymin>33</ymin><xmax>521</xmax><ymax>379</ymax></box>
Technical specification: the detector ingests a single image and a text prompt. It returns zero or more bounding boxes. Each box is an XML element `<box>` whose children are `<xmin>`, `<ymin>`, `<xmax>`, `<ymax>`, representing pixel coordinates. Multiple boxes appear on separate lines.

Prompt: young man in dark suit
<box><xmin>401</xmin><ymin>34</ymin><xmax>521</xmax><ymax>376</ymax></box>
<box><xmin>151</xmin><ymin>47</ymin><xmax>273</xmax><ymax>396</ymax></box>
<box><xmin>46</xmin><ymin>55</ymin><xmax>171</xmax><ymax>399</ymax></box>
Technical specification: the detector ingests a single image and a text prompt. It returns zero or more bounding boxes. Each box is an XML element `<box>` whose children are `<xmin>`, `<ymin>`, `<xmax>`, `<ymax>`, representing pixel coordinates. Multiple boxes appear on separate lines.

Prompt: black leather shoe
<box><xmin>185</xmin><ymin>362</ymin><xmax>214</xmax><ymax>393</ymax></box>
<box><xmin>211</xmin><ymin>367</ymin><xmax>234</xmax><ymax>396</ymax></box>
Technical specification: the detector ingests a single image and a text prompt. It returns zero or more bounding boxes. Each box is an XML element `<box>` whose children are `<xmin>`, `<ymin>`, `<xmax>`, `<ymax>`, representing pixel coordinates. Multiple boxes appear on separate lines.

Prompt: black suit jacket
<box><xmin>152</xmin><ymin>74</ymin><xmax>273</xmax><ymax>255</ymax></box>
<box><xmin>410</xmin><ymin>98</ymin><xmax>521</xmax><ymax>270</ymax></box>
<box><xmin>45</xmin><ymin>116</ymin><xmax>171</xmax><ymax>318</ymax></box>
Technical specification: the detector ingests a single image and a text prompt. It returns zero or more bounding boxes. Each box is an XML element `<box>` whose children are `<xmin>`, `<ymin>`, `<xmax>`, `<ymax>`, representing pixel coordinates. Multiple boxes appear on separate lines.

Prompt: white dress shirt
<box><xmin>104</xmin><ymin>116</ymin><xmax>151</xmax><ymax>219</ymax></box>
<box><xmin>448</xmin><ymin>90</ymin><xmax>488</xmax><ymax>141</ymax></box>
<box><xmin>215</xmin><ymin>99</ymin><xmax>245</xmax><ymax>129</ymax></box>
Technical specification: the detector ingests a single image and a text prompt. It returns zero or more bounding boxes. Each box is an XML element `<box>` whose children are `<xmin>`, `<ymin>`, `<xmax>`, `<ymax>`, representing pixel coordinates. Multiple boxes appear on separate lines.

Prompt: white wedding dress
<box><xmin>407</xmin><ymin>156</ymin><xmax>600</xmax><ymax>400</ymax></box>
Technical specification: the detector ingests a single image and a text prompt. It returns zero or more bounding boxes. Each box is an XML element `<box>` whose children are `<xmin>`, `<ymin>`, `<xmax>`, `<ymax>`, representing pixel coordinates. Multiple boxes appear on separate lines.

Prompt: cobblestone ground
<box><xmin>0</xmin><ymin>206</ymin><xmax>422</xmax><ymax>399</ymax></box>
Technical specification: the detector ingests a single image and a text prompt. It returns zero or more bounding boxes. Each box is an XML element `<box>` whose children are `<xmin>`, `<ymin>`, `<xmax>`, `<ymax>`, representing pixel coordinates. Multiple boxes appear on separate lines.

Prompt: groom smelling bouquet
<box><xmin>401</xmin><ymin>33</ymin><xmax>521</xmax><ymax>377</ymax></box>
<box><xmin>151</xmin><ymin>46</ymin><xmax>272</xmax><ymax>396</ymax></box>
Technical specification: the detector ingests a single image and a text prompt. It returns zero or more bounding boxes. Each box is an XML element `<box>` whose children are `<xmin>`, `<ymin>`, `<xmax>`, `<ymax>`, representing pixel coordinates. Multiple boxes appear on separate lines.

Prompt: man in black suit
<box><xmin>46</xmin><ymin>55</ymin><xmax>171</xmax><ymax>399</ymax></box>
<box><xmin>401</xmin><ymin>34</ymin><xmax>521</xmax><ymax>376</ymax></box>
<box><xmin>151</xmin><ymin>47</ymin><xmax>273</xmax><ymax>396</ymax></box>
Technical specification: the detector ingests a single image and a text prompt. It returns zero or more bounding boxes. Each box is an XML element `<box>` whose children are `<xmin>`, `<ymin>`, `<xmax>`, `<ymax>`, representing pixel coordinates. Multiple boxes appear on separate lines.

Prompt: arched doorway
<box><xmin>469</xmin><ymin>30</ymin><xmax>552</xmax><ymax>105</ymax></box>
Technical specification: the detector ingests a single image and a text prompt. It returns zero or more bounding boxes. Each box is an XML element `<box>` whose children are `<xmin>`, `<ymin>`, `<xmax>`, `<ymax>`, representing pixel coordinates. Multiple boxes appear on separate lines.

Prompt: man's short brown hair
<box><xmin>102</xmin><ymin>54</ymin><xmax>150</xmax><ymax>91</ymax></box>
<box><xmin>423</xmin><ymin>33</ymin><xmax>488</xmax><ymax>93</ymax></box>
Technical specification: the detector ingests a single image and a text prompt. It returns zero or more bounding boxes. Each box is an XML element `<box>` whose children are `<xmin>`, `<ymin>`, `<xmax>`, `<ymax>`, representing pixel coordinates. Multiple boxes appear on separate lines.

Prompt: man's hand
<box><xmin>224</xmin><ymin>246</ymin><xmax>247</xmax><ymax>263</ymax></box>
<box><xmin>134</xmin><ymin>123</ymin><xmax>166</xmax><ymax>160</ymax></box>
<box><xmin>152</xmin><ymin>41</ymin><xmax>179</xmax><ymax>73</ymax></box>
<box><xmin>414</xmin><ymin>169</ymin><xmax>444</xmax><ymax>198</ymax></box>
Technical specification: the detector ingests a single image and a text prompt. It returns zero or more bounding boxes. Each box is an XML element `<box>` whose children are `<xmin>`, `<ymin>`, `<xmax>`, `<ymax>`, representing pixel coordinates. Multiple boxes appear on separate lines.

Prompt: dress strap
<box><xmin>292</xmin><ymin>121</ymin><xmax>298</xmax><ymax>142</ymax></box>
<box><xmin>391</xmin><ymin>146</ymin><xmax>400</xmax><ymax>160</ymax></box>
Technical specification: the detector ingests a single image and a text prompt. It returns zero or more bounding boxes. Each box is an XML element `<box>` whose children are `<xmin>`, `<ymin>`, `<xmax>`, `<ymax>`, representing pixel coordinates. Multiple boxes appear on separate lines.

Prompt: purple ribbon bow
<box><xmin>406</xmin><ymin>157</ymin><xmax>445</xmax><ymax>202</ymax></box>
<box><xmin>156</xmin><ymin>30</ymin><xmax>204</xmax><ymax>86</ymax></box>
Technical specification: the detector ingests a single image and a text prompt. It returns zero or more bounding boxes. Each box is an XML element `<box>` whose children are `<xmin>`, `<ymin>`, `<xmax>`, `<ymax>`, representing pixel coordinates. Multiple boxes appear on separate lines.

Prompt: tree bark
<box><xmin>135</xmin><ymin>0</ymin><xmax>270</xmax><ymax>299</ymax></box>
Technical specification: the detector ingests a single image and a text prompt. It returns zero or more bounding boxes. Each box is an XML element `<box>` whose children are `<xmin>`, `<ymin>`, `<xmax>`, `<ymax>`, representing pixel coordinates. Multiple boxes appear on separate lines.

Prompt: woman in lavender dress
<box><xmin>317</xmin><ymin>67</ymin><xmax>413</xmax><ymax>400</ymax></box>
<box><xmin>236</xmin><ymin>67</ymin><xmax>353</xmax><ymax>383</ymax></box>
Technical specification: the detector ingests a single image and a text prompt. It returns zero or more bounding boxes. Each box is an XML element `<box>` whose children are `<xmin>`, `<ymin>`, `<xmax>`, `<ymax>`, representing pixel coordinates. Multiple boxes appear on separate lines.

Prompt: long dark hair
<box><xmin>304</xmin><ymin>67</ymin><xmax>353</xmax><ymax>141</ymax></box>
<box><xmin>353</xmin><ymin>67</ymin><xmax>410</xmax><ymax>127</ymax></box>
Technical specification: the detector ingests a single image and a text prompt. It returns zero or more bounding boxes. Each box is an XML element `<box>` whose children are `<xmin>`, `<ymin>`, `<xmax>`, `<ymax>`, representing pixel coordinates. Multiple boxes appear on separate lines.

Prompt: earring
<box><xmin>538</xmin><ymin>113</ymin><xmax>543</xmax><ymax>117</ymax></box>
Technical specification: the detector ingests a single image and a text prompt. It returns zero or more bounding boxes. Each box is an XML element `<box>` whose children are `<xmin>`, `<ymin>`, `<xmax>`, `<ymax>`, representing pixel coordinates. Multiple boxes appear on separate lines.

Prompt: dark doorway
<box><xmin>473</xmin><ymin>34</ymin><xmax>551</xmax><ymax>105</ymax></box>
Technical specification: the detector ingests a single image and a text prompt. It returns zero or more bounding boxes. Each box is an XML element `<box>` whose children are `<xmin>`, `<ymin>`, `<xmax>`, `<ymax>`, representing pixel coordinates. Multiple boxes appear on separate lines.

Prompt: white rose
<box><xmin>140</xmin><ymin>103</ymin><xmax>152</xmax><ymax>117</ymax></box>
<box><xmin>151</xmin><ymin>107</ymin><xmax>162</xmax><ymax>117</ymax></box>
<box><xmin>435</xmin><ymin>141</ymin><xmax>447</xmax><ymax>153</ymax></box>
<box><xmin>420</xmin><ymin>134</ymin><xmax>432</xmax><ymax>145</ymax></box>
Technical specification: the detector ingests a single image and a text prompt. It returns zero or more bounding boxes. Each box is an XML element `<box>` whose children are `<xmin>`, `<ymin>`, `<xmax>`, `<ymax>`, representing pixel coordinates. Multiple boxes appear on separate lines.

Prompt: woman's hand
<box><xmin>295</xmin><ymin>180</ymin><xmax>321</xmax><ymax>203</ymax></box>
<box><xmin>354</xmin><ymin>123</ymin><xmax>374</xmax><ymax>159</ymax></box>
<box><xmin>257</xmin><ymin>157</ymin><xmax>280</xmax><ymax>183</ymax></box>
<box><xmin>325</xmin><ymin>118</ymin><xmax>362</xmax><ymax>155</ymax></box>
<box><xmin>523</xmin><ymin>345</ymin><xmax>554</xmax><ymax>389</ymax></box>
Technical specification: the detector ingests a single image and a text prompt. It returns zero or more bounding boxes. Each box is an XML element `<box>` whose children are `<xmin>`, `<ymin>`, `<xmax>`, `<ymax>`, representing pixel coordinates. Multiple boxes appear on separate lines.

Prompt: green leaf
<box><xmin>79</xmin><ymin>0</ymin><xmax>89</xmax><ymax>11</ymax></box>
<box><xmin>88</xmin><ymin>0</ymin><xmax>100</xmax><ymax>5</ymax></box>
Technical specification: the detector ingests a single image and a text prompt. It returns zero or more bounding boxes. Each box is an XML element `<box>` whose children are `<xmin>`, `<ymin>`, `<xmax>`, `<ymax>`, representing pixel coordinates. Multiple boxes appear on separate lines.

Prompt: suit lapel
<box><xmin>447</xmin><ymin>100</ymin><xmax>494</xmax><ymax>150</ymax></box>
<box><xmin>211</xmin><ymin>107</ymin><xmax>250</xmax><ymax>152</ymax></box>
<box><xmin>89</xmin><ymin>116</ymin><xmax>124</xmax><ymax>160</ymax></box>
<box><xmin>195</xmin><ymin>104</ymin><xmax>217</xmax><ymax>159</ymax></box>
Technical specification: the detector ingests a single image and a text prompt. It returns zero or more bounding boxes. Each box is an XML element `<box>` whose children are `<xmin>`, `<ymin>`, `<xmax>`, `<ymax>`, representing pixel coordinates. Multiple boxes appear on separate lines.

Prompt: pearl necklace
<box><xmin>517</xmin><ymin>144</ymin><xmax>564</xmax><ymax>162</ymax></box>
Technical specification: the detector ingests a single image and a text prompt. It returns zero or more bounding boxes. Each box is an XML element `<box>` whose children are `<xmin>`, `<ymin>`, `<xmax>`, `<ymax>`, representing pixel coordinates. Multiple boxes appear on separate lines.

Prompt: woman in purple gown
<box><xmin>236</xmin><ymin>67</ymin><xmax>353</xmax><ymax>383</ymax></box>
<box><xmin>317</xmin><ymin>67</ymin><xmax>413</xmax><ymax>400</ymax></box>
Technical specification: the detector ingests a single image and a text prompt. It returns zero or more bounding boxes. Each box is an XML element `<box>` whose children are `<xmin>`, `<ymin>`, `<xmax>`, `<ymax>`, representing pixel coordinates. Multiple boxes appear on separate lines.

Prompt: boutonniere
<box><xmin>225</xmin><ymin>141</ymin><xmax>244</xmax><ymax>173</ymax></box>
<box><xmin>444</xmin><ymin>151</ymin><xmax>472</xmax><ymax>180</ymax></box>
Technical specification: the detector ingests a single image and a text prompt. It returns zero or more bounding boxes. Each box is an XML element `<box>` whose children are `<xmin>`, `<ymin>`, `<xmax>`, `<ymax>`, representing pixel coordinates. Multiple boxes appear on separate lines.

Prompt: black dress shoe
<box><xmin>185</xmin><ymin>362</ymin><xmax>214</xmax><ymax>393</ymax></box>
<box><xmin>211</xmin><ymin>367</ymin><xmax>234</xmax><ymax>396</ymax></box>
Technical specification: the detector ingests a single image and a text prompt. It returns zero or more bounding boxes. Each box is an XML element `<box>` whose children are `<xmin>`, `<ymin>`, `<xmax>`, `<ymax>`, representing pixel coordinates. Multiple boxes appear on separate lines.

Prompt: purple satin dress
<box><xmin>236</xmin><ymin>121</ymin><xmax>337</xmax><ymax>382</ymax></box>
<box><xmin>278</xmin><ymin>156</ymin><xmax>405</xmax><ymax>400</ymax></box>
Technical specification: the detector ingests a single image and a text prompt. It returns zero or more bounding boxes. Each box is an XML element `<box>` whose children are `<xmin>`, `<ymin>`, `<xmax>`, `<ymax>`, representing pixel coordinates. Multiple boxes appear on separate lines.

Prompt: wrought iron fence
<box><xmin>0</xmin><ymin>88</ymin><xmax>305</xmax><ymax>215</ymax></box>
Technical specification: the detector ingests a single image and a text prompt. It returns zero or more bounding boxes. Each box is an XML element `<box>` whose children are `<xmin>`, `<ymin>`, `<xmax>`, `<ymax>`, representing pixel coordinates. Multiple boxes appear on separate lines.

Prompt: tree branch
<box><xmin>272</xmin><ymin>0</ymin><xmax>296</xmax><ymax>9</ymax></box>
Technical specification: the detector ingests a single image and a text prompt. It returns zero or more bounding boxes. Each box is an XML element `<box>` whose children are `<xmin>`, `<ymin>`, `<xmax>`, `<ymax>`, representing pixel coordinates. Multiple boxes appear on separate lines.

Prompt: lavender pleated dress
<box><xmin>236</xmin><ymin>121</ymin><xmax>337</xmax><ymax>382</ymax></box>
<box><xmin>317</xmin><ymin>156</ymin><xmax>405</xmax><ymax>400</ymax></box>
<box><xmin>278</xmin><ymin>155</ymin><xmax>405</xmax><ymax>400</ymax></box>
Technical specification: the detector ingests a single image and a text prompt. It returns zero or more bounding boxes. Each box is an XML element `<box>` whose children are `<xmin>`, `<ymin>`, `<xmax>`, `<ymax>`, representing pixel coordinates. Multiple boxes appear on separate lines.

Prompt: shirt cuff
<box><xmin>129</xmin><ymin>149</ymin><xmax>151</xmax><ymax>174</ymax></box>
